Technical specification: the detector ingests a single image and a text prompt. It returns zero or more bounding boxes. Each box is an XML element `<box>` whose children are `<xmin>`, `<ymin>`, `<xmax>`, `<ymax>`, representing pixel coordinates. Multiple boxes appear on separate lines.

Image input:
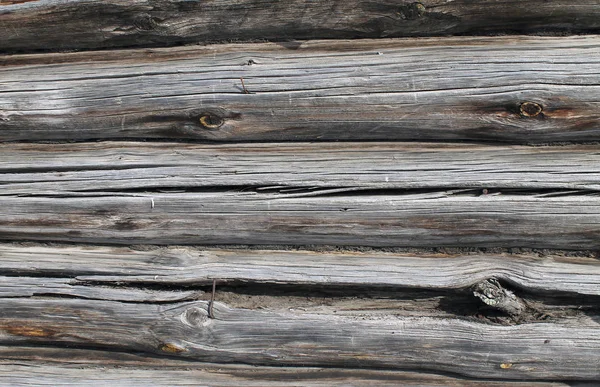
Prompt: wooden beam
<box><xmin>0</xmin><ymin>358</ymin><xmax>577</xmax><ymax>387</ymax></box>
<box><xmin>1</xmin><ymin>244</ymin><xmax>598</xmax><ymax>296</ymax></box>
<box><xmin>0</xmin><ymin>275</ymin><xmax>200</xmax><ymax>302</ymax></box>
<box><xmin>2</xmin><ymin>0</ymin><xmax>600</xmax><ymax>52</ymax></box>
<box><xmin>3</xmin><ymin>142</ymin><xmax>600</xmax><ymax>194</ymax></box>
<box><xmin>1</xmin><ymin>191</ymin><xmax>600</xmax><ymax>248</ymax></box>
<box><xmin>2</xmin><ymin>37</ymin><xmax>600</xmax><ymax>143</ymax></box>
<box><xmin>0</xmin><ymin>297</ymin><xmax>598</xmax><ymax>380</ymax></box>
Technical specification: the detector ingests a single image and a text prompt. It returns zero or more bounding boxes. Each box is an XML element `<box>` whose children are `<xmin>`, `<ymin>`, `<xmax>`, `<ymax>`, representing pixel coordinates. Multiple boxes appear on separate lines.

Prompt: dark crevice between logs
<box><xmin>9</xmin><ymin>186</ymin><xmax>600</xmax><ymax>200</ymax></box>
<box><xmin>8</xmin><ymin>277</ymin><xmax>596</xmax><ymax>326</ymax></box>
<box><xmin>3</xmin><ymin>30</ymin><xmax>600</xmax><ymax>56</ymax></box>
<box><xmin>4</xmin><ymin>241</ymin><xmax>599</xmax><ymax>258</ymax></box>
<box><xmin>5</xmin><ymin>137</ymin><xmax>600</xmax><ymax>147</ymax></box>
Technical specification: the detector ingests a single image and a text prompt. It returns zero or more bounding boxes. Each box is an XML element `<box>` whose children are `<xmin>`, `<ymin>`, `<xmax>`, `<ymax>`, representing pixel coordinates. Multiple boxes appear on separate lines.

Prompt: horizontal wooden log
<box><xmin>0</xmin><ymin>275</ymin><xmax>200</xmax><ymax>302</ymax></box>
<box><xmin>4</xmin><ymin>142</ymin><xmax>600</xmax><ymax>195</ymax></box>
<box><xmin>1</xmin><ymin>244</ymin><xmax>599</xmax><ymax>296</ymax></box>
<box><xmin>1</xmin><ymin>191</ymin><xmax>600</xmax><ymax>248</ymax></box>
<box><xmin>2</xmin><ymin>37</ymin><xmax>600</xmax><ymax>143</ymax></box>
<box><xmin>0</xmin><ymin>297</ymin><xmax>598</xmax><ymax>380</ymax></box>
<box><xmin>1</xmin><ymin>358</ymin><xmax>583</xmax><ymax>387</ymax></box>
<box><xmin>2</xmin><ymin>0</ymin><xmax>600</xmax><ymax>52</ymax></box>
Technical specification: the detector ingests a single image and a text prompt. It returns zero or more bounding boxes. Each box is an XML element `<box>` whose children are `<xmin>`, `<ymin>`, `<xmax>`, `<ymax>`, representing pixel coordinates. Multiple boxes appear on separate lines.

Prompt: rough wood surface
<box><xmin>0</xmin><ymin>296</ymin><xmax>598</xmax><ymax>380</ymax></box>
<box><xmin>4</xmin><ymin>142</ymin><xmax>600</xmax><ymax>194</ymax></box>
<box><xmin>0</xmin><ymin>275</ymin><xmax>200</xmax><ymax>302</ymax></box>
<box><xmin>2</xmin><ymin>0</ymin><xmax>600</xmax><ymax>52</ymax></box>
<box><xmin>2</xmin><ymin>191</ymin><xmax>600</xmax><ymax>248</ymax></box>
<box><xmin>2</xmin><ymin>37</ymin><xmax>600</xmax><ymax>143</ymax></box>
<box><xmin>2</xmin><ymin>358</ymin><xmax>588</xmax><ymax>387</ymax></box>
<box><xmin>1</xmin><ymin>367</ymin><xmax>593</xmax><ymax>387</ymax></box>
<box><xmin>1</xmin><ymin>244</ymin><xmax>599</xmax><ymax>296</ymax></box>
<box><xmin>1</xmin><ymin>243</ymin><xmax>597</xmax><ymax>381</ymax></box>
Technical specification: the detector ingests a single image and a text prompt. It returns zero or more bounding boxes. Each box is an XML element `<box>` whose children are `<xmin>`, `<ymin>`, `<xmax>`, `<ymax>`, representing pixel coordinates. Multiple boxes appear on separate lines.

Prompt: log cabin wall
<box><xmin>1</xmin><ymin>1</ymin><xmax>600</xmax><ymax>385</ymax></box>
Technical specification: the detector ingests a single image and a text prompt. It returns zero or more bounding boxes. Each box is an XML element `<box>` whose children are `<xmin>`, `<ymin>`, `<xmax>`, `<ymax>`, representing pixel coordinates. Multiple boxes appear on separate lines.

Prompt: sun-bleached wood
<box><xmin>2</xmin><ymin>37</ymin><xmax>600</xmax><ymax>143</ymax></box>
<box><xmin>0</xmin><ymin>275</ymin><xmax>200</xmax><ymax>302</ymax></box>
<box><xmin>1</xmin><ymin>359</ymin><xmax>582</xmax><ymax>387</ymax></box>
<box><xmin>3</xmin><ymin>142</ymin><xmax>600</xmax><ymax>194</ymax></box>
<box><xmin>0</xmin><ymin>297</ymin><xmax>598</xmax><ymax>380</ymax></box>
<box><xmin>1</xmin><ymin>192</ymin><xmax>600</xmax><ymax>248</ymax></box>
<box><xmin>1</xmin><ymin>244</ymin><xmax>598</xmax><ymax>296</ymax></box>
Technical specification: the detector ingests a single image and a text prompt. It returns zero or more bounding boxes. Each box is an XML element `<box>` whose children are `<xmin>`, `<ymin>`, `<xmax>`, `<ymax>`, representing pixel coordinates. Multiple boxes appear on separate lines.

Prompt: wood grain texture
<box><xmin>2</xmin><ymin>0</ymin><xmax>600</xmax><ymax>52</ymax></box>
<box><xmin>2</xmin><ymin>36</ymin><xmax>600</xmax><ymax>144</ymax></box>
<box><xmin>4</xmin><ymin>142</ymin><xmax>600</xmax><ymax>195</ymax></box>
<box><xmin>1</xmin><ymin>244</ymin><xmax>599</xmax><ymax>296</ymax></box>
<box><xmin>1</xmin><ymin>191</ymin><xmax>600</xmax><ymax>248</ymax></box>
<box><xmin>2</xmin><ymin>360</ymin><xmax>586</xmax><ymax>387</ymax></box>
<box><xmin>0</xmin><ymin>297</ymin><xmax>598</xmax><ymax>380</ymax></box>
<box><xmin>0</xmin><ymin>275</ymin><xmax>200</xmax><ymax>302</ymax></box>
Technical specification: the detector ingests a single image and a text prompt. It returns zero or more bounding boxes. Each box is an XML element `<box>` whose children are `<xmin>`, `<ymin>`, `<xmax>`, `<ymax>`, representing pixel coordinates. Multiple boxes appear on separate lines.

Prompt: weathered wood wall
<box><xmin>1</xmin><ymin>244</ymin><xmax>599</xmax><ymax>380</ymax></box>
<box><xmin>1</xmin><ymin>0</ymin><xmax>600</xmax><ymax>385</ymax></box>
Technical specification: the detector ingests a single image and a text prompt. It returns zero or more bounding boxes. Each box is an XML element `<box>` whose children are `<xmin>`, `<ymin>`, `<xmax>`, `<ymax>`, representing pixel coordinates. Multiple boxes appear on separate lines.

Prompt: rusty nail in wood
<box><xmin>482</xmin><ymin>188</ymin><xmax>489</xmax><ymax>195</ymax></box>
<box><xmin>208</xmin><ymin>279</ymin><xmax>217</xmax><ymax>319</ymax></box>
<box><xmin>519</xmin><ymin>101</ymin><xmax>543</xmax><ymax>117</ymax></box>
<box><xmin>240</xmin><ymin>77</ymin><xmax>250</xmax><ymax>94</ymax></box>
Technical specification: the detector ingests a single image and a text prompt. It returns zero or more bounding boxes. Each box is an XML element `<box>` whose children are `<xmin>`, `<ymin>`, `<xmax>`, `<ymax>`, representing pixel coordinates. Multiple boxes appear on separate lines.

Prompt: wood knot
<box><xmin>519</xmin><ymin>101</ymin><xmax>543</xmax><ymax>117</ymax></box>
<box><xmin>398</xmin><ymin>2</ymin><xmax>426</xmax><ymax>20</ymax></box>
<box><xmin>183</xmin><ymin>306</ymin><xmax>208</xmax><ymax>327</ymax></box>
<box><xmin>134</xmin><ymin>15</ymin><xmax>160</xmax><ymax>31</ymax></box>
<box><xmin>472</xmin><ymin>278</ymin><xmax>525</xmax><ymax>316</ymax></box>
<box><xmin>198</xmin><ymin>113</ymin><xmax>224</xmax><ymax>129</ymax></box>
<box><xmin>160</xmin><ymin>342</ymin><xmax>186</xmax><ymax>353</ymax></box>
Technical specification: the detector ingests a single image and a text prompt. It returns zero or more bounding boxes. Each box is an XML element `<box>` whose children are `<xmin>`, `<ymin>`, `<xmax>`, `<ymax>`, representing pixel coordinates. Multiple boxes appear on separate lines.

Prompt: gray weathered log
<box><xmin>0</xmin><ymin>275</ymin><xmax>200</xmax><ymax>302</ymax></box>
<box><xmin>0</xmin><ymin>297</ymin><xmax>598</xmax><ymax>380</ymax></box>
<box><xmin>1</xmin><ymin>244</ymin><xmax>599</xmax><ymax>296</ymax></box>
<box><xmin>1</xmin><ymin>192</ymin><xmax>600</xmax><ymax>248</ymax></box>
<box><xmin>2</xmin><ymin>37</ymin><xmax>600</xmax><ymax>143</ymax></box>
<box><xmin>4</xmin><ymin>142</ymin><xmax>600</xmax><ymax>195</ymax></box>
<box><xmin>1</xmin><ymin>359</ymin><xmax>586</xmax><ymax>387</ymax></box>
<box><xmin>2</xmin><ymin>0</ymin><xmax>600</xmax><ymax>52</ymax></box>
